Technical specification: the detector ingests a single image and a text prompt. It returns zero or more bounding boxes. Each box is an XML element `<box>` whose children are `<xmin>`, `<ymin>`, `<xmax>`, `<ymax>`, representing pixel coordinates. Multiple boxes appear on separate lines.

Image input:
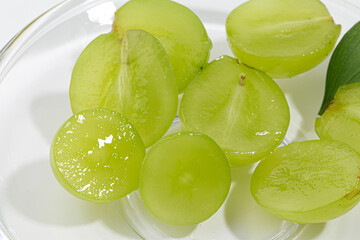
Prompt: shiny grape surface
<box><xmin>51</xmin><ymin>108</ymin><xmax>146</xmax><ymax>202</ymax></box>
<box><xmin>251</xmin><ymin>140</ymin><xmax>360</xmax><ymax>223</ymax></box>
<box><xmin>316</xmin><ymin>82</ymin><xmax>360</xmax><ymax>153</ymax></box>
<box><xmin>226</xmin><ymin>0</ymin><xmax>341</xmax><ymax>78</ymax></box>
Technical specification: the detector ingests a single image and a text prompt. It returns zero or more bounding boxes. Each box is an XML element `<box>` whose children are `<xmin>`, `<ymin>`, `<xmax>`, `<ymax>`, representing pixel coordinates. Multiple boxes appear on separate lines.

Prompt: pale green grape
<box><xmin>70</xmin><ymin>30</ymin><xmax>178</xmax><ymax>147</ymax></box>
<box><xmin>316</xmin><ymin>82</ymin><xmax>360</xmax><ymax>153</ymax></box>
<box><xmin>140</xmin><ymin>132</ymin><xmax>231</xmax><ymax>225</ymax></box>
<box><xmin>226</xmin><ymin>0</ymin><xmax>341</xmax><ymax>78</ymax></box>
<box><xmin>113</xmin><ymin>0</ymin><xmax>212</xmax><ymax>92</ymax></box>
<box><xmin>180</xmin><ymin>56</ymin><xmax>289</xmax><ymax>167</ymax></box>
<box><xmin>50</xmin><ymin>108</ymin><xmax>146</xmax><ymax>202</ymax></box>
<box><xmin>251</xmin><ymin>140</ymin><xmax>360</xmax><ymax>224</ymax></box>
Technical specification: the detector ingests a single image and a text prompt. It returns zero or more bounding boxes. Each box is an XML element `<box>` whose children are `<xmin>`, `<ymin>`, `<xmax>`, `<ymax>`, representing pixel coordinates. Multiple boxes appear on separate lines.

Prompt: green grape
<box><xmin>316</xmin><ymin>82</ymin><xmax>360</xmax><ymax>153</ymax></box>
<box><xmin>140</xmin><ymin>132</ymin><xmax>231</xmax><ymax>225</ymax></box>
<box><xmin>113</xmin><ymin>0</ymin><xmax>212</xmax><ymax>92</ymax></box>
<box><xmin>50</xmin><ymin>108</ymin><xmax>146</xmax><ymax>202</ymax></box>
<box><xmin>70</xmin><ymin>30</ymin><xmax>178</xmax><ymax>148</ymax></box>
<box><xmin>226</xmin><ymin>0</ymin><xmax>341</xmax><ymax>78</ymax></box>
<box><xmin>251</xmin><ymin>140</ymin><xmax>360</xmax><ymax>224</ymax></box>
<box><xmin>180</xmin><ymin>56</ymin><xmax>289</xmax><ymax>167</ymax></box>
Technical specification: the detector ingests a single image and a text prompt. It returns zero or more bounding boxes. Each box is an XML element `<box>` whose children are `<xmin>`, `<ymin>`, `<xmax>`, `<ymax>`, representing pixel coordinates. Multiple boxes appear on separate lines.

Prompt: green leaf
<box><xmin>319</xmin><ymin>21</ymin><xmax>360</xmax><ymax>115</ymax></box>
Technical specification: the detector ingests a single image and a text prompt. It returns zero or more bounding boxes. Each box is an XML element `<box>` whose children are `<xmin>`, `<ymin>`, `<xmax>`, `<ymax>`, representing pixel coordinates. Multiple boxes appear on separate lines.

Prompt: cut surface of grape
<box><xmin>139</xmin><ymin>132</ymin><xmax>231</xmax><ymax>225</ymax></box>
<box><xmin>70</xmin><ymin>30</ymin><xmax>178</xmax><ymax>147</ymax></box>
<box><xmin>251</xmin><ymin>140</ymin><xmax>360</xmax><ymax>224</ymax></box>
<box><xmin>113</xmin><ymin>0</ymin><xmax>212</xmax><ymax>92</ymax></box>
<box><xmin>180</xmin><ymin>56</ymin><xmax>290</xmax><ymax>167</ymax></box>
<box><xmin>50</xmin><ymin>108</ymin><xmax>146</xmax><ymax>202</ymax></box>
<box><xmin>226</xmin><ymin>0</ymin><xmax>341</xmax><ymax>78</ymax></box>
<box><xmin>316</xmin><ymin>82</ymin><xmax>360</xmax><ymax>153</ymax></box>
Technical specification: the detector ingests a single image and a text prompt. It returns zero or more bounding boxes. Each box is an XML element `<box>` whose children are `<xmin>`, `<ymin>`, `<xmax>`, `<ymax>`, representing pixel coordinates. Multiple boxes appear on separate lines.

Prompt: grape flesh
<box><xmin>226</xmin><ymin>0</ymin><xmax>341</xmax><ymax>78</ymax></box>
<box><xmin>70</xmin><ymin>30</ymin><xmax>178</xmax><ymax>148</ymax></box>
<box><xmin>50</xmin><ymin>108</ymin><xmax>146</xmax><ymax>202</ymax></box>
<box><xmin>139</xmin><ymin>132</ymin><xmax>231</xmax><ymax>225</ymax></box>
<box><xmin>113</xmin><ymin>0</ymin><xmax>212</xmax><ymax>92</ymax></box>
<box><xmin>180</xmin><ymin>56</ymin><xmax>290</xmax><ymax>167</ymax></box>
<box><xmin>316</xmin><ymin>82</ymin><xmax>360</xmax><ymax>153</ymax></box>
<box><xmin>251</xmin><ymin>140</ymin><xmax>360</xmax><ymax>224</ymax></box>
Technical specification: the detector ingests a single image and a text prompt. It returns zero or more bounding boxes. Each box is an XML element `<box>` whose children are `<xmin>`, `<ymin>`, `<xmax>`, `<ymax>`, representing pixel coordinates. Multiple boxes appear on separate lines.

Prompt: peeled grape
<box><xmin>251</xmin><ymin>140</ymin><xmax>360</xmax><ymax>224</ymax></box>
<box><xmin>70</xmin><ymin>30</ymin><xmax>178</xmax><ymax>147</ymax></box>
<box><xmin>226</xmin><ymin>0</ymin><xmax>341</xmax><ymax>78</ymax></box>
<box><xmin>316</xmin><ymin>82</ymin><xmax>360</xmax><ymax>153</ymax></box>
<box><xmin>180</xmin><ymin>56</ymin><xmax>289</xmax><ymax>167</ymax></box>
<box><xmin>139</xmin><ymin>132</ymin><xmax>231</xmax><ymax>225</ymax></box>
<box><xmin>50</xmin><ymin>108</ymin><xmax>146</xmax><ymax>202</ymax></box>
<box><xmin>113</xmin><ymin>0</ymin><xmax>212</xmax><ymax>92</ymax></box>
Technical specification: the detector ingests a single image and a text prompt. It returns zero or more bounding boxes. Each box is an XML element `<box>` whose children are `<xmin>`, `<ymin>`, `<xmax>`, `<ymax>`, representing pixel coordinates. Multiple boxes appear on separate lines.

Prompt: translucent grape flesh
<box><xmin>180</xmin><ymin>56</ymin><xmax>289</xmax><ymax>167</ymax></box>
<box><xmin>139</xmin><ymin>132</ymin><xmax>231</xmax><ymax>225</ymax></box>
<box><xmin>70</xmin><ymin>30</ymin><xmax>178</xmax><ymax>148</ymax></box>
<box><xmin>251</xmin><ymin>140</ymin><xmax>360</xmax><ymax>223</ymax></box>
<box><xmin>226</xmin><ymin>0</ymin><xmax>341</xmax><ymax>78</ymax></box>
<box><xmin>50</xmin><ymin>108</ymin><xmax>146</xmax><ymax>202</ymax></box>
<box><xmin>316</xmin><ymin>82</ymin><xmax>360</xmax><ymax>153</ymax></box>
<box><xmin>113</xmin><ymin>0</ymin><xmax>212</xmax><ymax>92</ymax></box>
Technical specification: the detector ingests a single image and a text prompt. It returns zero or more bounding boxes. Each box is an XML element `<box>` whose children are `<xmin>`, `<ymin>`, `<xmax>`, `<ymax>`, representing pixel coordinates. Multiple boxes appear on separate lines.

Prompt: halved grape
<box><xmin>315</xmin><ymin>82</ymin><xmax>360</xmax><ymax>152</ymax></box>
<box><xmin>113</xmin><ymin>0</ymin><xmax>212</xmax><ymax>92</ymax></box>
<box><xmin>226</xmin><ymin>0</ymin><xmax>341</xmax><ymax>78</ymax></box>
<box><xmin>50</xmin><ymin>108</ymin><xmax>146</xmax><ymax>202</ymax></box>
<box><xmin>251</xmin><ymin>140</ymin><xmax>360</xmax><ymax>224</ymax></box>
<box><xmin>140</xmin><ymin>132</ymin><xmax>231</xmax><ymax>225</ymax></box>
<box><xmin>180</xmin><ymin>56</ymin><xmax>290</xmax><ymax>167</ymax></box>
<box><xmin>70</xmin><ymin>30</ymin><xmax>178</xmax><ymax>147</ymax></box>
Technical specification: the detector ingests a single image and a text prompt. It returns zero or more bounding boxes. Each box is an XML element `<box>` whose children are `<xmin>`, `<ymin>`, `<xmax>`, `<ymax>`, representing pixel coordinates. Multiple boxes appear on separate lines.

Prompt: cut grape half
<box><xmin>226</xmin><ymin>0</ymin><xmax>341</xmax><ymax>78</ymax></box>
<box><xmin>113</xmin><ymin>0</ymin><xmax>212</xmax><ymax>92</ymax></box>
<box><xmin>180</xmin><ymin>56</ymin><xmax>290</xmax><ymax>167</ymax></box>
<box><xmin>251</xmin><ymin>140</ymin><xmax>360</xmax><ymax>224</ymax></box>
<box><xmin>70</xmin><ymin>30</ymin><xmax>178</xmax><ymax>148</ymax></box>
<box><xmin>316</xmin><ymin>82</ymin><xmax>360</xmax><ymax>153</ymax></box>
<box><xmin>139</xmin><ymin>132</ymin><xmax>231</xmax><ymax>225</ymax></box>
<box><xmin>50</xmin><ymin>108</ymin><xmax>146</xmax><ymax>202</ymax></box>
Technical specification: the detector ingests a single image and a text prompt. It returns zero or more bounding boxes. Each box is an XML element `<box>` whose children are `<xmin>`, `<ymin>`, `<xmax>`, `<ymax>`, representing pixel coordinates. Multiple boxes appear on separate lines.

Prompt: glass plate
<box><xmin>0</xmin><ymin>0</ymin><xmax>359</xmax><ymax>239</ymax></box>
